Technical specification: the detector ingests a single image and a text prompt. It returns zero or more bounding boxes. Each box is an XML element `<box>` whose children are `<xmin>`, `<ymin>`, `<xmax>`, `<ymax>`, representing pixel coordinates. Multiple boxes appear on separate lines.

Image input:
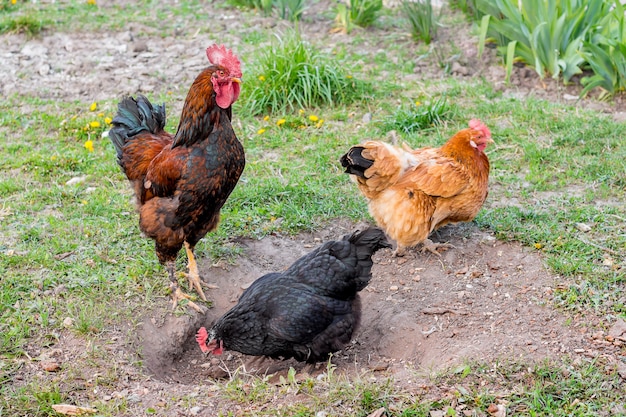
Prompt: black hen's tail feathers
<box><xmin>108</xmin><ymin>94</ymin><xmax>167</xmax><ymax>160</ymax></box>
<box><xmin>344</xmin><ymin>227</ymin><xmax>391</xmax><ymax>291</ymax></box>
<box><xmin>339</xmin><ymin>146</ymin><xmax>374</xmax><ymax>179</ymax></box>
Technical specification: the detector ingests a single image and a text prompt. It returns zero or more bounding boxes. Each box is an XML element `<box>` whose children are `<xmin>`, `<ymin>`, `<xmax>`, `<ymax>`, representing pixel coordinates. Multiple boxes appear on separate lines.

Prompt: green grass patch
<box><xmin>240</xmin><ymin>29</ymin><xmax>373</xmax><ymax>115</ymax></box>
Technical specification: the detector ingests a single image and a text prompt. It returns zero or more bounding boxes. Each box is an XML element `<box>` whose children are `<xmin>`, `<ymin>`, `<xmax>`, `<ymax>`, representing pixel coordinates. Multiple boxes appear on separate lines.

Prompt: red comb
<box><xmin>196</xmin><ymin>327</ymin><xmax>210</xmax><ymax>353</ymax></box>
<box><xmin>206</xmin><ymin>44</ymin><xmax>242</xmax><ymax>78</ymax></box>
<box><xmin>469</xmin><ymin>119</ymin><xmax>491</xmax><ymax>138</ymax></box>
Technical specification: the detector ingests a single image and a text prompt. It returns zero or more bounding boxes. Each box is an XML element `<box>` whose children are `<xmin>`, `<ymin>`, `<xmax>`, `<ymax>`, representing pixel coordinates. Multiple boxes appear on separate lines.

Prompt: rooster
<box><xmin>109</xmin><ymin>44</ymin><xmax>244</xmax><ymax>312</ymax></box>
<box><xmin>340</xmin><ymin>119</ymin><xmax>493</xmax><ymax>256</ymax></box>
<box><xmin>195</xmin><ymin>227</ymin><xmax>390</xmax><ymax>362</ymax></box>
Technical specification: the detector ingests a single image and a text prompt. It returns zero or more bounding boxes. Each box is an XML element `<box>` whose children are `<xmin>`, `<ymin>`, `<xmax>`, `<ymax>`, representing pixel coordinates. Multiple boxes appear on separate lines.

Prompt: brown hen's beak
<box><xmin>231</xmin><ymin>77</ymin><xmax>242</xmax><ymax>84</ymax></box>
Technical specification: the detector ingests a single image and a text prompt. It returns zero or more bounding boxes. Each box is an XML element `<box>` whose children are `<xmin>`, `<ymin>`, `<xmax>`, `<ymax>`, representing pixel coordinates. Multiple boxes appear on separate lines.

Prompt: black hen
<box><xmin>196</xmin><ymin>227</ymin><xmax>390</xmax><ymax>362</ymax></box>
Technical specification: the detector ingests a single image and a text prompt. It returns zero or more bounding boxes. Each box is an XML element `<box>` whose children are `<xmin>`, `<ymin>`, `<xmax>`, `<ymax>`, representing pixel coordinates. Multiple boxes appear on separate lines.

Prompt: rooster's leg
<box><xmin>167</xmin><ymin>260</ymin><xmax>206</xmax><ymax>313</ymax></box>
<box><xmin>420</xmin><ymin>238</ymin><xmax>455</xmax><ymax>256</ymax></box>
<box><xmin>183</xmin><ymin>242</ymin><xmax>212</xmax><ymax>301</ymax></box>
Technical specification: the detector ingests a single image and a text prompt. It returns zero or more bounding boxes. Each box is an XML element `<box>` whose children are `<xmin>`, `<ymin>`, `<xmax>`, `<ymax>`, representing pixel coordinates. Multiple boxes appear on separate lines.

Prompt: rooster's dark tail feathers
<box><xmin>108</xmin><ymin>95</ymin><xmax>166</xmax><ymax>161</ymax></box>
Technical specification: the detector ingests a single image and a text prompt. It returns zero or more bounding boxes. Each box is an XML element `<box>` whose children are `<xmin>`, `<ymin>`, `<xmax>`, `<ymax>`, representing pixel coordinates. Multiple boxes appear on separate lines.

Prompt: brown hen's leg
<box><xmin>420</xmin><ymin>238</ymin><xmax>455</xmax><ymax>256</ymax></box>
<box><xmin>183</xmin><ymin>242</ymin><xmax>212</xmax><ymax>301</ymax></box>
<box><xmin>391</xmin><ymin>246</ymin><xmax>407</xmax><ymax>257</ymax></box>
<box><xmin>167</xmin><ymin>260</ymin><xmax>205</xmax><ymax>313</ymax></box>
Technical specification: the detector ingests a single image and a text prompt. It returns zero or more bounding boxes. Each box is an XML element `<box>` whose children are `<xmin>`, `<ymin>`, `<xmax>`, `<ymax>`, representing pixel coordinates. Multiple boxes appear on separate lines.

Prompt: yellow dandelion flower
<box><xmin>90</xmin><ymin>121</ymin><xmax>101</xmax><ymax>128</ymax></box>
<box><xmin>534</xmin><ymin>243</ymin><xmax>543</xmax><ymax>249</ymax></box>
<box><xmin>263</xmin><ymin>115</ymin><xmax>270</xmax><ymax>121</ymax></box>
<box><xmin>81</xmin><ymin>200</ymin><xmax>88</xmax><ymax>205</ymax></box>
<box><xmin>298</xmin><ymin>109</ymin><xmax>305</xmax><ymax>115</ymax></box>
<box><xmin>104</xmin><ymin>117</ymin><xmax>112</xmax><ymax>125</ymax></box>
<box><xmin>346</xmin><ymin>75</ymin><xmax>353</xmax><ymax>79</ymax></box>
<box><xmin>84</xmin><ymin>140</ymin><xmax>94</xmax><ymax>152</ymax></box>
<box><xmin>308</xmin><ymin>115</ymin><xmax>319</xmax><ymax>122</ymax></box>
<box><xmin>316</xmin><ymin>119</ymin><xmax>324</xmax><ymax>128</ymax></box>
<box><xmin>11</xmin><ymin>0</ymin><xmax>16</xmax><ymax>4</ymax></box>
<box><xmin>51</xmin><ymin>155</ymin><xmax>57</xmax><ymax>161</ymax></box>
<box><xmin>276</xmin><ymin>118</ymin><xmax>286</xmax><ymax>127</ymax></box>
<box><xmin>258</xmin><ymin>75</ymin><xmax>266</xmax><ymax>81</ymax></box>
<box><xmin>414</xmin><ymin>101</ymin><xmax>422</xmax><ymax>106</ymax></box>
<box><xmin>257</xmin><ymin>128</ymin><xmax>266</xmax><ymax>135</ymax></box>
<box><xmin>97</xmin><ymin>112</ymin><xmax>104</xmax><ymax>117</ymax></box>
<box><xmin>89</xmin><ymin>102</ymin><xmax>97</xmax><ymax>111</ymax></box>
<box><xmin>87</xmin><ymin>0</ymin><xmax>96</xmax><ymax>4</ymax></box>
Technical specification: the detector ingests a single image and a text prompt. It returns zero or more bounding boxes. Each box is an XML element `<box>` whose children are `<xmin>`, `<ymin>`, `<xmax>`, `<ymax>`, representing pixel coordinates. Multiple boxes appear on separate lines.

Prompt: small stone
<box><xmin>63</xmin><ymin>317</ymin><xmax>74</xmax><ymax>327</ymax></box>
<box><xmin>65</xmin><ymin>176</ymin><xmax>87</xmax><ymax>186</ymax></box>
<box><xmin>362</xmin><ymin>113</ymin><xmax>372</xmax><ymax>123</ymax></box>
<box><xmin>127</xmin><ymin>394</ymin><xmax>141</xmax><ymax>403</ymax></box>
<box><xmin>190</xmin><ymin>406</ymin><xmax>203</xmax><ymax>416</ymax></box>
<box><xmin>389</xmin><ymin>285</ymin><xmax>399</xmax><ymax>291</ymax></box>
<box><xmin>38</xmin><ymin>63</ymin><xmax>50</xmax><ymax>76</ymax></box>
<box><xmin>575</xmin><ymin>222</ymin><xmax>592</xmax><ymax>232</ymax></box>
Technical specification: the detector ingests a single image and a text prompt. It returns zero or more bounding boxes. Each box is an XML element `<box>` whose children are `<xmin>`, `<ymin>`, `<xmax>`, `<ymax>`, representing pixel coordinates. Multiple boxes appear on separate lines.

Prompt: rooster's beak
<box><xmin>231</xmin><ymin>77</ymin><xmax>242</xmax><ymax>84</ymax></box>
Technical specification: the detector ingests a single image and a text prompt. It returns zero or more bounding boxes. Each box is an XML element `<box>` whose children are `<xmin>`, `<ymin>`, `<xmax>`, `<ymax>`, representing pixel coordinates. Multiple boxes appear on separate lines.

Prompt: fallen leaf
<box><xmin>54</xmin><ymin>251</ymin><xmax>75</xmax><ymax>261</ymax></box>
<box><xmin>51</xmin><ymin>404</ymin><xmax>97</xmax><ymax>415</ymax></box>
<box><xmin>487</xmin><ymin>403</ymin><xmax>506</xmax><ymax>417</ymax></box>
<box><xmin>366</xmin><ymin>407</ymin><xmax>386</xmax><ymax>417</ymax></box>
<box><xmin>41</xmin><ymin>361</ymin><xmax>61</xmax><ymax>372</ymax></box>
<box><xmin>608</xmin><ymin>319</ymin><xmax>626</xmax><ymax>342</ymax></box>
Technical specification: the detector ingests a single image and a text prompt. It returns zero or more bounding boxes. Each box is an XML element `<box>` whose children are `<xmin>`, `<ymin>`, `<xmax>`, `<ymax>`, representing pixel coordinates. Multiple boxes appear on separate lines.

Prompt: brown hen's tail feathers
<box><xmin>108</xmin><ymin>94</ymin><xmax>167</xmax><ymax>162</ymax></box>
<box><xmin>339</xmin><ymin>146</ymin><xmax>374</xmax><ymax>179</ymax></box>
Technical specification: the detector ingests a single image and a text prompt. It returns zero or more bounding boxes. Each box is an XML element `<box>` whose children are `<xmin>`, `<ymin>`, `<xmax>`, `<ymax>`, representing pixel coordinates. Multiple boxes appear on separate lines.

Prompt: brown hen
<box><xmin>340</xmin><ymin>119</ymin><xmax>493</xmax><ymax>256</ymax></box>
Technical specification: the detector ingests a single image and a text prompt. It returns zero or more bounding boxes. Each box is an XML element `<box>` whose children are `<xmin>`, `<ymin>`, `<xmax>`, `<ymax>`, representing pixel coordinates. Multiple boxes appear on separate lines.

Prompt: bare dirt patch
<box><xmin>138</xmin><ymin>222</ymin><xmax>614</xmax><ymax>386</ymax></box>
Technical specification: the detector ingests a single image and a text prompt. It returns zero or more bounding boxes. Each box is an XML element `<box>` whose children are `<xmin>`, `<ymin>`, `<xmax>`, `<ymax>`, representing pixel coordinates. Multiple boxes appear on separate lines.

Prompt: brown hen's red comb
<box><xmin>206</xmin><ymin>44</ymin><xmax>242</xmax><ymax>78</ymax></box>
<box><xmin>469</xmin><ymin>119</ymin><xmax>491</xmax><ymax>139</ymax></box>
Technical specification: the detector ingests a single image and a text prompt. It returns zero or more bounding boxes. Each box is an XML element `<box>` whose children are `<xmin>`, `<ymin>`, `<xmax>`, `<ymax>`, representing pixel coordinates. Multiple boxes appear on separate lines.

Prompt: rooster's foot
<box><xmin>169</xmin><ymin>282</ymin><xmax>206</xmax><ymax>313</ymax></box>
<box><xmin>420</xmin><ymin>239</ymin><xmax>455</xmax><ymax>256</ymax></box>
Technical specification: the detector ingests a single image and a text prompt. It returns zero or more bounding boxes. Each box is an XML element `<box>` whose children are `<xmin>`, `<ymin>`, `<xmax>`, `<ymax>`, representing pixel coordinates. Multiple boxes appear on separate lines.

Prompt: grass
<box><xmin>240</xmin><ymin>29</ymin><xmax>374</xmax><ymax>116</ymax></box>
<box><xmin>1</xmin><ymin>1</ymin><xmax>625</xmax><ymax>416</ymax></box>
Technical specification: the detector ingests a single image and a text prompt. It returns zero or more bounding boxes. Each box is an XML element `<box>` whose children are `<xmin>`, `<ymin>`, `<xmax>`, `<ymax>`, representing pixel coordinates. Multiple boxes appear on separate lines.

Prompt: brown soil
<box><xmin>139</xmin><ymin>221</ymin><xmax>614</xmax><ymax>386</ymax></box>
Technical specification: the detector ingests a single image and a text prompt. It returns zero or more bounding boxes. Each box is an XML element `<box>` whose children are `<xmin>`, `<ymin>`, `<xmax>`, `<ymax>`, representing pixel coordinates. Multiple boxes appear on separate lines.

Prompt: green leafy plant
<box><xmin>227</xmin><ymin>0</ymin><xmax>273</xmax><ymax>15</ymax></box>
<box><xmin>449</xmin><ymin>0</ymin><xmax>481</xmax><ymax>19</ymax></box>
<box><xmin>0</xmin><ymin>12</ymin><xmax>47</xmax><ymax>36</ymax></box>
<box><xmin>380</xmin><ymin>97</ymin><xmax>453</xmax><ymax>134</ymax></box>
<box><xmin>402</xmin><ymin>0</ymin><xmax>440</xmax><ymax>45</ymax></box>
<box><xmin>334</xmin><ymin>0</ymin><xmax>382</xmax><ymax>33</ymax></box>
<box><xmin>580</xmin><ymin>2</ymin><xmax>626</xmax><ymax>97</ymax></box>
<box><xmin>274</xmin><ymin>0</ymin><xmax>306</xmax><ymax>21</ymax></box>
<box><xmin>240</xmin><ymin>30</ymin><xmax>372</xmax><ymax>115</ymax></box>
<box><xmin>475</xmin><ymin>0</ymin><xmax>610</xmax><ymax>82</ymax></box>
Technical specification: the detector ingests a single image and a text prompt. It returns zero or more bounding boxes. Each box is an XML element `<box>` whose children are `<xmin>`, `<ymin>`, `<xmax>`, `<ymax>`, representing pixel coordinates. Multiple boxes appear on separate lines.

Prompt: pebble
<box><xmin>389</xmin><ymin>285</ymin><xmax>399</xmax><ymax>291</ymax></box>
<box><xmin>127</xmin><ymin>394</ymin><xmax>141</xmax><ymax>403</ymax></box>
<box><xmin>190</xmin><ymin>406</ymin><xmax>203</xmax><ymax>415</ymax></box>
